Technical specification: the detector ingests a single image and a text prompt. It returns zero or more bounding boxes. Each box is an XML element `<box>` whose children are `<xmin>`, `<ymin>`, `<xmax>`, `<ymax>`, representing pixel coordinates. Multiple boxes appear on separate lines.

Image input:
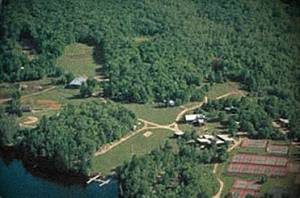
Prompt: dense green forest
<box><xmin>0</xmin><ymin>0</ymin><xmax>299</xmax><ymax>102</ymax></box>
<box><xmin>0</xmin><ymin>101</ymin><xmax>136</xmax><ymax>175</ymax></box>
<box><xmin>118</xmin><ymin>137</ymin><xmax>226</xmax><ymax>198</ymax></box>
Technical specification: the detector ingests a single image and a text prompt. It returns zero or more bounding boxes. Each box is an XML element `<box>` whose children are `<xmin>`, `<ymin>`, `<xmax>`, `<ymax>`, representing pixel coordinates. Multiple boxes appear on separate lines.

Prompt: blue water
<box><xmin>0</xmin><ymin>157</ymin><xmax>118</xmax><ymax>198</ymax></box>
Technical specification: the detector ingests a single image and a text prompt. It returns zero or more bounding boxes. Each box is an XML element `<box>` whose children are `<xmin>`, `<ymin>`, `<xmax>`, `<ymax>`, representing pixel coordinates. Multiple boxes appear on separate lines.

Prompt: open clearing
<box><xmin>92</xmin><ymin>129</ymin><xmax>174</xmax><ymax>175</ymax></box>
<box><xmin>207</xmin><ymin>81</ymin><xmax>246</xmax><ymax>99</ymax></box>
<box><xmin>123</xmin><ymin>103</ymin><xmax>182</xmax><ymax>125</ymax></box>
<box><xmin>56</xmin><ymin>43</ymin><xmax>100</xmax><ymax>77</ymax></box>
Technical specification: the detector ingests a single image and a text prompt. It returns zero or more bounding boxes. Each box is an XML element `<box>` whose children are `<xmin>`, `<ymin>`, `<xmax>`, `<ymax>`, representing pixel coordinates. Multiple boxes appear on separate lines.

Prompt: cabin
<box><xmin>174</xmin><ymin>131</ymin><xmax>185</xmax><ymax>137</ymax></box>
<box><xmin>20</xmin><ymin>105</ymin><xmax>32</xmax><ymax>112</ymax></box>
<box><xmin>224</xmin><ymin>106</ymin><xmax>238</xmax><ymax>114</ymax></box>
<box><xmin>217</xmin><ymin>134</ymin><xmax>235</xmax><ymax>143</ymax></box>
<box><xmin>278</xmin><ymin>118</ymin><xmax>289</xmax><ymax>127</ymax></box>
<box><xmin>196</xmin><ymin>138</ymin><xmax>212</xmax><ymax>145</ymax></box>
<box><xmin>67</xmin><ymin>77</ymin><xmax>87</xmax><ymax>88</ymax></box>
<box><xmin>185</xmin><ymin>114</ymin><xmax>206</xmax><ymax>126</ymax></box>
<box><xmin>203</xmin><ymin>134</ymin><xmax>215</xmax><ymax>141</ymax></box>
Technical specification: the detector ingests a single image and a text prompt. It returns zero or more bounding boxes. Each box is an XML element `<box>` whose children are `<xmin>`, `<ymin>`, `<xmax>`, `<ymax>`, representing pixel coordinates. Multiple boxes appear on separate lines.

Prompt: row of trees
<box><xmin>15</xmin><ymin>101</ymin><xmax>137</xmax><ymax>175</ymax></box>
<box><xmin>118</xmin><ymin>137</ymin><xmax>224</xmax><ymax>198</ymax></box>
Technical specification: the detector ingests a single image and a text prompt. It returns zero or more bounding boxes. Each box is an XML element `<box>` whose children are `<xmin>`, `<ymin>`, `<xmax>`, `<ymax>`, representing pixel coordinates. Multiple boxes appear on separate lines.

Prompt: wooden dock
<box><xmin>86</xmin><ymin>173</ymin><xmax>111</xmax><ymax>187</ymax></box>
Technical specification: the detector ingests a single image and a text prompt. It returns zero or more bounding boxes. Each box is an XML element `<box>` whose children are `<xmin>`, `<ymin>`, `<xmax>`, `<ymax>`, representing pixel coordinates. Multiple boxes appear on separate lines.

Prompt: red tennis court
<box><xmin>231</xmin><ymin>154</ymin><xmax>288</xmax><ymax>166</ymax></box>
<box><xmin>227</xmin><ymin>163</ymin><xmax>287</xmax><ymax>177</ymax></box>
<box><xmin>230</xmin><ymin>179</ymin><xmax>262</xmax><ymax>198</ymax></box>
<box><xmin>267</xmin><ymin>145</ymin><xmax>289</xmax><ymax>155</ymax></box>
<box><xmin>241</xmin><ymin>139</ymin><xmax>267</xmax><ymax>148</ymax></box>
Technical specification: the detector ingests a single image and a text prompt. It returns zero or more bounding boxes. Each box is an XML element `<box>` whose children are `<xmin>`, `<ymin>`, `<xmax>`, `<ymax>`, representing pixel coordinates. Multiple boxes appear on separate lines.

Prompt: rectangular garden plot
<box><xmin>231</xmin><ymin>154</ymin><xmax>288</xmax><ymax>167</ymax></box>
<box><xmin>227</xmin><ymin>163</ymin><xmax>287</xmax><ymax>177</ymax></box>
<box><xmin>288</xmin><ymin>162</ymin><xmax>300</xmax><ymax>173</ymax></box>
<box><xmin>241</xmin><ymin>139</ymin><xmax>267</xmax><ymax>148</ymax></box>
<box><xmin>267</xmin><ymin>145</ymin><xmax>289</xmax><ymax>155</ymax></box>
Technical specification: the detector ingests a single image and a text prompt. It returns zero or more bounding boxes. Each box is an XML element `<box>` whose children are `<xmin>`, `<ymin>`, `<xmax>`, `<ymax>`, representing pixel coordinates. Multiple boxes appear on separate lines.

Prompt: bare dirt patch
<box><xmin>22</xmin><ymin>116</ymin><xmax>38</xmax><ymax>125</ymax></box>
<box><xmin>143</xmin><ymin>131</ymin><xmax>153</xmax><ymax>138</ymax></box>
<box><xmin>36</xmin><ymin>99</ymin><xmax>61</xmax><ymax>110</ymax></box>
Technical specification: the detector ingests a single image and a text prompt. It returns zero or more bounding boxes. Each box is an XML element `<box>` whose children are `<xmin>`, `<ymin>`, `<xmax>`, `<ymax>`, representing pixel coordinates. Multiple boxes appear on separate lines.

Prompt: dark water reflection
<box><xmin>0</xmin><ymin>154</ymin><xmax>118</xmax><ymax>198</ymax></box>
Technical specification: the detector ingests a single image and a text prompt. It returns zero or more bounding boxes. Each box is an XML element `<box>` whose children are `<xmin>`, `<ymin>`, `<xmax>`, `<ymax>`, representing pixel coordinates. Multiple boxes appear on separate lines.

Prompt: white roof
<box><xmin>216</xmin><ymin>140</ymin><xmax>225</xmax><ymax>145</ymax></box>
<box><xmin>197</xmin><ymin>119</ymin><xmax>205</xmax><ymax>123</ymax></box>
<box><xmin>279</xmin><ymin>118</ymin><xmax>289</xmax><ymax>124</ymax></box>
<box><xmin>185</xmin><ymin>114</ymin><xmax>205</xmax><ymax>121</ymax></box>
<box><xmin>174</xmin><ymin>131</ymin><xmax>184</xmax><ymax>136</ymax></box>
<box><xmin>197</xmin><ymin>138</ymin><xmax>211</xmax><ymax>144</ymax></box>
<box><xmin>69</xmin><ymin>77</ymin><xmax>87</xmax><ymax>86</ymax></box>
<box><xmin>203</xmin><ymin>134</ymin><xmax>215</xmax><ymax>140</ymax></box>
<box><xmin>217</xmin><ymin>134</ymin><xmax>234</xmax><ymax>142</ymax></box>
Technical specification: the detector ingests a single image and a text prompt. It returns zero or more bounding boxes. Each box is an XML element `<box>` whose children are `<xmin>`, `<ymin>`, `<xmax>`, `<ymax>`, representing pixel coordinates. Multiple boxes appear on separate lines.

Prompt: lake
<box><xmin>0</xmin><ymin>156</ymin><xmax>119</xmax><ymax>198</ymax></box>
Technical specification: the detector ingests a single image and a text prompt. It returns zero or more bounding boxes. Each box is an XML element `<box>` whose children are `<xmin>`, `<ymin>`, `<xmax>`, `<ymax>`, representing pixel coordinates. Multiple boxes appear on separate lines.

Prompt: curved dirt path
<box><xmin>212</xmin><ymin>137</ymin><xmax>242</xmax><ymax>198</ymax></box>
<box><xmin>95</xmin><ymin>123</ymin><xmax>149</xmax><ymax>156</ymax></box>
<box><xmin>95</xmin><ymin>92</ymin><xmax>235</xmax><ymax>157</ymax></box>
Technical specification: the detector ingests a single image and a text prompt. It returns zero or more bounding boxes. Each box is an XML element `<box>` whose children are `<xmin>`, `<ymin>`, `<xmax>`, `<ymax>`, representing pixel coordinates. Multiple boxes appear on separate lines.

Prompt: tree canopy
<box><xmin>19</xmin><ymin>101</ymin><xmax>136</xmax><ymax>175</ymax></box>
<box><xmin>1</xmin><ymin>0</ymin><xmax>299</xmax><ymax>106</ymax></box>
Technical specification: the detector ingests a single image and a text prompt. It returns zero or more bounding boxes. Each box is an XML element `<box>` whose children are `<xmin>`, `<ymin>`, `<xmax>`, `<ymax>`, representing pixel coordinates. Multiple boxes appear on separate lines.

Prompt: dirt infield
<box><xmin>36</xmin><ymin>99</ymin><xmax>61</xmax><ymax>110</ymax></box>
<box><xmin>22</xmin><ymin>116</ymin><xmax>38</xmax><ymax>125</ymax></box>
<box><xmin>143</xmin><ymin>131</ymin><xmax>153</xmax><ymax>138</ymax></box>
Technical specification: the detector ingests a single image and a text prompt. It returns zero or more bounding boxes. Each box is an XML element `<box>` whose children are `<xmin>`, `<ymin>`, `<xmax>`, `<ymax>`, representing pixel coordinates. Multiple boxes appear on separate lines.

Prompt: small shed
<box><xmin>197</xmin><ymin>138</ymin><xmax>212</xmax><ymax>145</ymax></box>
<box><xmin>203</xmin><ymin>134</ymin><xmax>215</xmax><ymax>141</ymax></box>
<box><xmin>278</xmin><ymin>118</ymin><xmax>289</xmax><ymax>126</ymax></box>
<box><xmin>168</xmin><ymin>100</ymin><xmax>175</xmax><ymax>106</ymax></box>
<box><xmin>67</xmin><ymin>77</ymin><xmax>87</xmax><ymax>88</ymax></box>
<box><xmin>217</xmin><ymin>134</ymin><xmax>235</xmax><ymax>143</ymax></box>
<box><xmin>20</xmin><ymin>106</ymin><xmax>32</xmax><ymax>112</ymax></box>
<box><xmin>174</xmin><ymin>131</ymin><xmax>185</xmax><ymax>137</ymax></box>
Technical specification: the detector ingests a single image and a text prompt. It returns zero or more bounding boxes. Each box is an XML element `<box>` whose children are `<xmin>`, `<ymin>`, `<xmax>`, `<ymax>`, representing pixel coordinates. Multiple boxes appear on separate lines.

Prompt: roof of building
<box><xmin>197</xmin><ymin>138</ymin><xmax>212</xmax><ymax>144</ymax></box>
<box><xmin>69</xmin><ymin>77</ymin><xmax>87</xmax><ymax>86</ymax></box>
<box><xmin>174</xmin><ymin>131</ymin><xmax>185</xmax><ymax>136</ymax></box>
<box><xmin>185</xmin><ymin>114</ymin><xmax>205</xmax><ymax>121</ymax></box>
<box><xmin>217</xmin><ymin>134</ymin><xmax>235</xmax><ymax>142</ymax></box>
<box><xmin>203</xmin><ymin>134</ymin><xmax>215</xmax><ymax>140</ymax></box>
<box><xmin>216</xmin><ymin>139</ymin><xmax>225</xmax><ymax>145</ymax></box>
<box><xmin>279</xmin><ymin>118</ymin><xmax>289</xmax><ymax>124</ymax></box>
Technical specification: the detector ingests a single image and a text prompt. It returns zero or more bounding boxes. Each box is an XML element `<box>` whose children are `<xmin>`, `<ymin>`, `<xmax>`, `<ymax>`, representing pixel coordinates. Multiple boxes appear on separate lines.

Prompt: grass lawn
<box><xmin>91</xmin><ymin>129</ymin><xmax>175</xmax><ymax>175</ymax></box>
<box><xmin>21</xmin><ymin>86</ymin><xmax>98</xmax><ymax>107</ymax></box>
<box><xmin>56</xmin><ymin>43</ymin><xmax>100</xmax><ymax>77</ymax></box>
<box><xmin>207</xmin><ymin>81</ymin><xmax>245</xmax><ymax>99</ymax></box>
<box><xmin>123</xmin><ymin>103</ymin><xmax>182</xmax><ymax>125</ymax></box>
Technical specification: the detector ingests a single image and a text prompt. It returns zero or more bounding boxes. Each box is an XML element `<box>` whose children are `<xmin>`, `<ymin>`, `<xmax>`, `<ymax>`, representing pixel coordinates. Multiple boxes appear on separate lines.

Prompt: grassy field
<box><xmin>207</xmin><ymin>81</ymin><xmax>245</xmax><ymax>99</ymax></box>
<box><xmin>91</xmin><ymin>129</ymin><xmax>175</xmax><ymax>175</ymax></box>
<box><xmin>123</xmin><ymin>103</ymin><xmax>182</xmax><ymax>125</ymax></box>
<box><xmin>56</xmin><ymin>43</ymin><xmax>100</xmax><ymax>77</ymax></box>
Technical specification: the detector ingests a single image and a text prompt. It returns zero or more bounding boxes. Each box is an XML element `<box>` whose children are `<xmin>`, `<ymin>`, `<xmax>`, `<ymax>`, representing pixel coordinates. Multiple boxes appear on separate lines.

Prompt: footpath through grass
<box><xmin>92</xmin><ymin>129</ymin><xmax>175</xmax><ymax>175</ymax></box>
